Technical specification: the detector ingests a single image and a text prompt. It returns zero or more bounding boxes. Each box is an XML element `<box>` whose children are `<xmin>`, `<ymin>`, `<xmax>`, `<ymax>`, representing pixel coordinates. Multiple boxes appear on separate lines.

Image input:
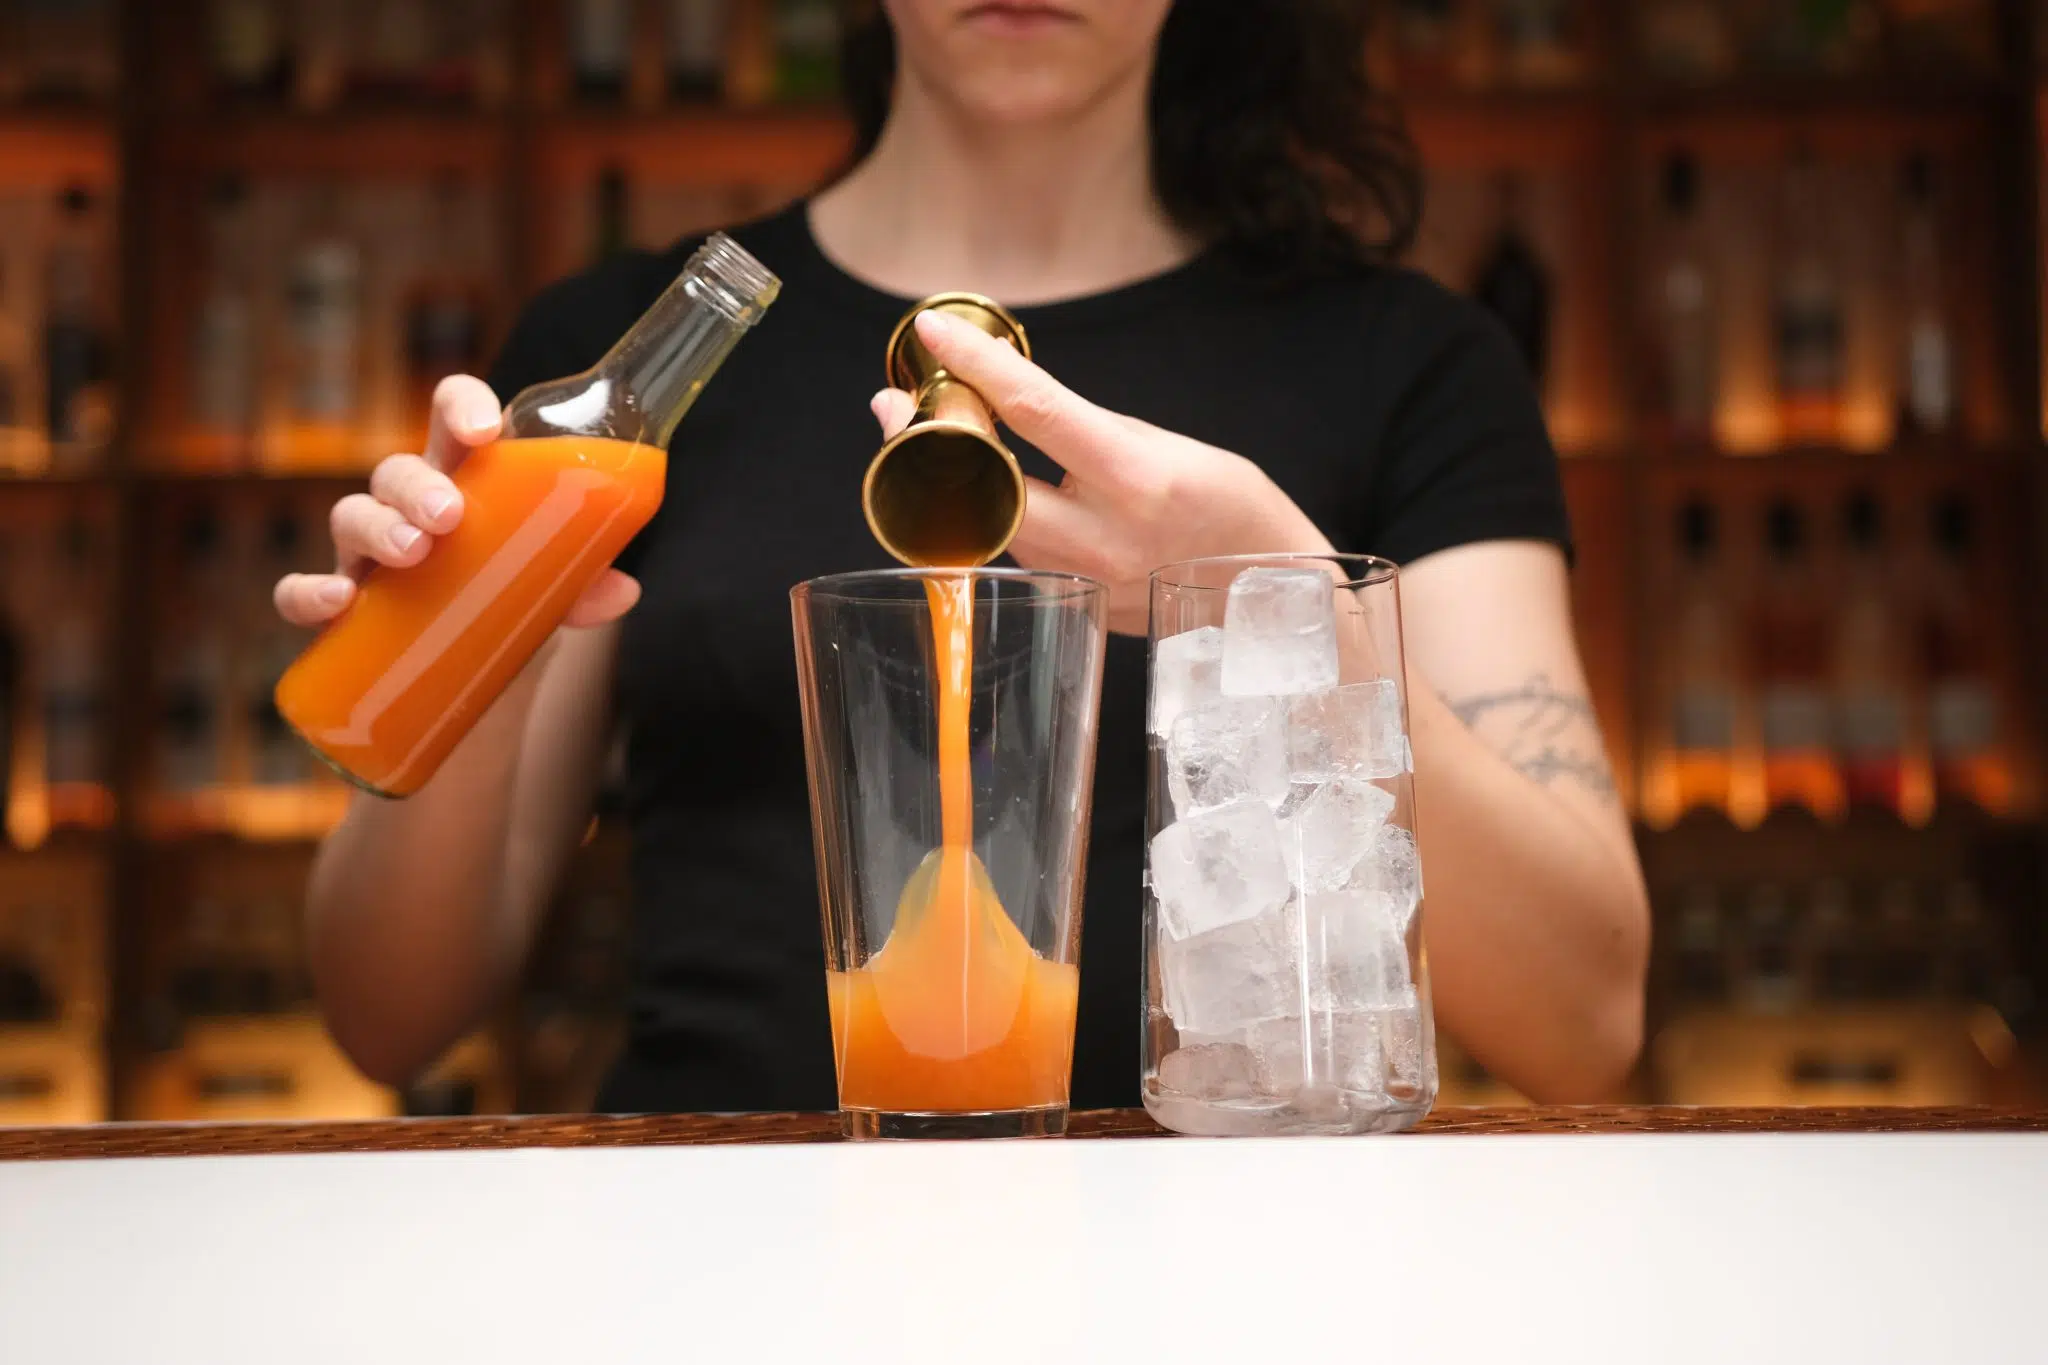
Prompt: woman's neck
<box><xmin>809</xmin><ymin>63</ymin><xmax>1198</xmax><ymax>306</ymax></box>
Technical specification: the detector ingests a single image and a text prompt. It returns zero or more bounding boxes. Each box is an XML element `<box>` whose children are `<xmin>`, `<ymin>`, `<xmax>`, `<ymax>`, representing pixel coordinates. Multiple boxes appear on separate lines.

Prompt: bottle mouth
<box><xmin>684</xmin><ymin>232</ymin><xmax>782</xmax><ymax>326</ymax></box>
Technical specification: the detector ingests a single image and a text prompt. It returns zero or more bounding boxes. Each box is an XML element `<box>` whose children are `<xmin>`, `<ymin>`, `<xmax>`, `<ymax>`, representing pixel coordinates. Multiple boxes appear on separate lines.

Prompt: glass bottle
<box><xmin>1473</xmin><ymin>172</ymin><xmax>1551</xmax><ymax>386</ymax></box>
<box><xmin>44</xmin><ymin>184</ymin><xmax>113</xmax><ymax>471</ymax></box>
<box><xmin>1773</xmin><ymin>148</ymin><xmax>1844</xmax><ymax>448</ymax></box>
<box><xmin>402</xmin><ymin>175</ymin><xmax>491</xmax><ymax>439</ymax></box>
<box><xmin>279</xmin><ymin>183</ymin><xmax>364</xmax><ymax>472</ymax></box>
<box><xmin>1668</xmin><ymin>498</ymin><xmax>1737</xmax><ymax>818</ymax></box>
<box><xmin>1651</xmin><ymin>150</ymin><xmax>1717</xmax><ymax>448</ymax></box>
<box><xmin>0</xmin><ymin>254</ymin><xmax>40</xmax><ymax>476</ymax></box>
<box><xmin>1637</xmin><ymin>0</ymin><xmax>1736</xmax><ymax>83</ymax></box>
<box><xmin>1832</xmin><ymin>490</ymin><xmax>1907</xmax><ymax>816</ymax></box>
<box><xmin>773</xmin><ymin>0</ymin><xmax>839</xmax><ymax>102</ymax></box>
<box><xmin>190</xmin><ymin>174</ymin><xmax>259</xmax><ymax>470</ymax></box>
<box><xmin>155</xmin><ymin>504</ymin><xmax>236</xmax><ymax>832</ymax></box>
<box><xmin>1492</xmin><ymin>0</ymin><xmax>1582</xmax><ymax>87</ymax></box>
<box><xmin>40</xmin><ymin>512</ymin><xmax>109</xmax><ymax>832</ymax></box>
<box><xmin>1896</xmin><ymin>152</ymin><xmax>1956</xmax><ymax>442</ymax></box>
<box><xmin>668</xmin><ymin>0</ymin><xmax>733</xmax><ymax>101</ymax></box>
<box><xmin>1752</xmin><ymin>499</ymin><xmax>1843</xmax><ymax>819</ymax></box>
<box><xmin>210</xmin><ymin>0</ymin><xmax>291</xmax><ymax>100</ymax></box>
<box><xmin>1921</xmin><ymin>493</ymin><xmax>2009</xmax><ymax>815</ymax></box>
<box><xmin>275</xmin><ymin>234</ymin><xmax>780</xmax><ymax>797</ymax></box>
<box><xmin>571</xmin><ymin>0</ymin><xmax>634</xmax><ymax>102</ymax></box>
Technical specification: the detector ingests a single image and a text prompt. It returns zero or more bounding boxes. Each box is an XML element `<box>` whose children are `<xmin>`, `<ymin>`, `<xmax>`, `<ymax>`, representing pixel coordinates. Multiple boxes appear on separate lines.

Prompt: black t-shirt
<box><xmin>487</xmin><ymin>202</ymin><xmax>1570</xmax><ymax>1114</ymax></box>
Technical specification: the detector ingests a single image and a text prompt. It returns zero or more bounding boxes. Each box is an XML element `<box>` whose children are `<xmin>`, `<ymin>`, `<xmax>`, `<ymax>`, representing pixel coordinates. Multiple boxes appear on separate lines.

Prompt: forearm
<box><xmin>1406</xmin><ymin>678</ymin><xmax>1649</xmax><ymax>1102</ymax></box>
<box><xmin>306</xmin><ymin>649</ymin><xmax>553</xmax><ymax>1085</ymax></box>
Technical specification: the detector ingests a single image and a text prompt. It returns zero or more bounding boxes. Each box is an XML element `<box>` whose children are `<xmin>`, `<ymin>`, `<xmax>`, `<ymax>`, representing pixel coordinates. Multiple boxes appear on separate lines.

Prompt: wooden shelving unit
<box><xmin>0</xmin><ymin>0</ymin><xmax>2044</xmax><ymax>1117</ymax></box>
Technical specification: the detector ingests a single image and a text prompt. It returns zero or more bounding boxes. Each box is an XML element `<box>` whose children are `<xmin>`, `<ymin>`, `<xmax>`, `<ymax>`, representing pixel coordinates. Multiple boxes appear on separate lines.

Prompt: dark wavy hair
<box><xmin>837</xmin><ymin>0</ymin><xmax>1422</xmax><ymax>277</ymax></box>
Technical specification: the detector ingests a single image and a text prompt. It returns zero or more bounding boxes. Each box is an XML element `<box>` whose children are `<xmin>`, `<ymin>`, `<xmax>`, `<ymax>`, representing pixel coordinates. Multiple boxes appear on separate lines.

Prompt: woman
<box><xmin>275</xmin><ymin>0</ymin><xmax>1649</xmax><ymax>1110</ymax></box>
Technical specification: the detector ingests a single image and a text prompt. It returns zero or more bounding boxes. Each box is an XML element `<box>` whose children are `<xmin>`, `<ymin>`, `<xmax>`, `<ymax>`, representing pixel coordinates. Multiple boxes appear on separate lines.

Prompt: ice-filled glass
<box><xmin>1143</xmin><ymin>554</ymin><xmax>1436</xmax><ymax>1136</ymax></box>
<box><xmin>793</xmin><ymin>568</ymin><xmax>1107</xmax><ymax>1139</ymax></box>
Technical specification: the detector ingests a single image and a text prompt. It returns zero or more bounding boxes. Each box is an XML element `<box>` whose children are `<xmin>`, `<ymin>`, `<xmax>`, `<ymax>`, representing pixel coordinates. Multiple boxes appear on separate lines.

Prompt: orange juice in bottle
<box><xmin>275</xmin><ymin>233</ymin><xmax>779</xmax><ymax>796</ymax></box>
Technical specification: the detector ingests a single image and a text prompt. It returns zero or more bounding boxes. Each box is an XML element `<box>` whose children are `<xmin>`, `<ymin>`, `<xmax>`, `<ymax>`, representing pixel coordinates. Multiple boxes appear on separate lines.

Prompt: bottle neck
<box><xmin>595</xmin><ymin>234</ymin><xmax>780</xmax><ymax>448</ymax></box>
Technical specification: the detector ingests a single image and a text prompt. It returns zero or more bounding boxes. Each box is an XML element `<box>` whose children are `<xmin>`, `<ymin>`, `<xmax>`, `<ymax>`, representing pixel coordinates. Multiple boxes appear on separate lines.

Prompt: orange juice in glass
<box><xmin>793</xmin><ymin>569</ymin><xmax>1106</xmax><ymax>1138</ymax></box>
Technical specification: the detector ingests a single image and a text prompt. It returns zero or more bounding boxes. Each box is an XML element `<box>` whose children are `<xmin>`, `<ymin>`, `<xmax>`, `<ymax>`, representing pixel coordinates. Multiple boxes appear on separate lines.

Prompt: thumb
<box><xmin>870</xmin><ymin>388</ymin><xmax>917</xmax><ymax>439</ymax></box>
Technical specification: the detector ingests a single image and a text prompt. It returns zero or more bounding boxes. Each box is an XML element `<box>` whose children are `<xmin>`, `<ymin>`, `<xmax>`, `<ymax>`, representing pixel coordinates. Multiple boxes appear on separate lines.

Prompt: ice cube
<box><xmin>1158</xmin><ymin>906</ymin><xmax>1300</xmax><ymax>1037</ymax></box>
<box><xmin>1149</xmin><ymin>626</ymin><xmax>1225</xmax><ymax>739</ymax></box>
<box><xmin>1359</xmin><ymin>824</ymin><xmax>1424</xmax><ymax>934</ymax></box>
<box><xmin>1221</xmin><ymin>567</ymin><xmax>1340</xmax><ymax>697</ymax></box>
<box><xmin>1301</xmin><ymin>884</ymin><xmax>1414</xmax><ymax>1012</ymax></box>
<box><xmin>1245</xmin><ymin>1012</ymin><xmax>1385</xmax><ymax>1096</ymax></box>
<box><xmin>1287</xmin><ymin>678</ymin><xmax>1410</xmax><ymax>780</ymax></box>
<box><xmin>1166</xmin><ymin>697</ymin><xmax>1289</xmax><ymax>817</ymax></box>
<box><xmin>1155</xmin><ymin>1040</ymin><xmax>1263</xmax><ymax>1101</ymax></box>
<box><xmin>1375</xmin><ymin>1002</ymin><xmax>1433</xmax><ymax>1102</ymax></box>
<box><xmin>1278</xmin><ymin>777</ymin><xmax>1396</xmax><ymax>893</ymax></box>
<box><xmin>1149</xmin><ymin>798</ymin><xmax>1292</xmax><ymax>941</ymax></box>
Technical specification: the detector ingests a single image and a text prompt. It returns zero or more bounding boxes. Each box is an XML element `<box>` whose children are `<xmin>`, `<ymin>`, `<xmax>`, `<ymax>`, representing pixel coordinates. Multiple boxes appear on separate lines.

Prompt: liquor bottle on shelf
<box><xmin>571</xmin><ymin>0</ymin><xmax>634</xmax><ymax>103</ymax></box>
<box><xmin>1801</xmin><ymin>878</ymin><xmax>1861</xmax><ymax>1003</ymax></box>
<box><xmin>0</xmin><ymin>253</ymin><xmax>40</xmax><ymax>476</ymax></box>
<box><xmin>667</xmin><ymin>0</ymin><xmax>734</xmax><ymax>101</ymax></box>
<box><xmin>1920</xmin><ymin>492</ymin><xmax>2010</xmax><ymax>816</ymax></box>
<box><xmin>355</xmin><ymin>0</ymin><xmax>437</xmax><ymax>101</ymax></box>
<box><xmin>1757</xmin><ymin>0</ymin><xmax>1882</xmax><ymax>75</ymax></box>
<box><xmin>1884</xmin><ymin>0</ymin><xmax>1997</xmax><ymax>75</ymax></box>
<box><xmin>1752</xmin><ymin>499</ymin><xmax>1844</xmax><ymax>820</ymax></box>
<box><xmin>1491</xmin><ymin>0</ymin><xmax>1583</xmax><ymax>87</ymax></box>
<box><xmin>1473</xmin><ymin>173</ymin><xmax>1550</xmax><ymax>386</ymax></box>
<box><xmin>1637</xmin><ymin>0</ymin><xmax>1737</xmax><ymax>83</ymax></box>
<box><xmin>155</xmin><ymin>506</ymin><xmax>236</xmax><ymax>833</ymax></box>
<box><xmin>1666</xmin><ymin>499</ymin><xmax>1739</xmax><ymax>821</ymax></box>
<box><xmin>293</xmin><ymin>0</ymin><xmax>352</xmax><ymax>110</ymax></box>
<box><xmin>1389</xmin><ymin>0</ymin><xmax>1489</xmax><ymax>87</ymax></box>
<box><xmin>1670</xmin><ymin>883</ymin><xmax>1727</xmax><ymax>1007</ymax></box>
<box><xmin>594</xmin><ymin>165</ymin><xmax>632</xmax><ymax>264</ymax></box>
<box><xmin>0</xmin><ymin>579</ymin><xmax>16</xmax><ymax>843</ymax></box>
<box><xmin>189</xmin><ymin>175</ymin><xmax>260</xmax><ymax>471</ymax></box>
<box><xmin>239</xmin><ymin>502</ymin><xmax>331</xmax><ymax>839</ymax></box>
<box><xmin>39</xmin><ymin>514</ymin><xmax>110</xmax><ymax>835</ymax></box>
<box><xmin>43</xmin><ymin>185</ymin><xmax>113</xmax><ymax>471</ymax></box>
<box><xmin>428</xmin><ymin>0</ymin><xmax>512</xmax><ymax>107</ymax></box>
<box><xmin>1649</xmin><ymin>150</ymin><xmax>1717</xmax><ymax>448</ymax></box>
<box><xmin>1773</xmin><ymin>148</ymin><xmax>1844</xmax><ymax>448</ymax></box>
<box><xmin>209</xmin><ymin>0</ymin><xmax>292</xmax><ymax>101</ymax></box>
<box><xmin>1932</xmin><ymin>879</ymin><xmax>1994</xmax><ymax>1004</ymax></box>
<box><xmin>773</xmin><ymin>0</ymin><xmax>840</xmax><ymax>102</ymax></box>
<box><xmin>1737</xmin><ymin>883</ymin><xmax>1800</xmax><ymax>1014</ymax></box>
<box><xmin>1</xmin><ymin>0</ymin><xmax>118</xmax><ymax>103</ymax></box>
<box><xmin>277</xmin><ymin>184</ymin><xmax>365</xmax><ymax>472</ymax></box>
<box><xmin>1895</xmin><ymin>152</ymin><xmax>1956</xmax><ymax>443</ymax></box>
<box><xmin>403</xmin><ymin>176</ymin><xmax>491</xmax><ymax>440</ymax></box>
<box><xmin>1832</xmin><ymin>490</ymin><xmax>1908</xmax><ymax>817</ymax></box>
<box><xmin>1870</xmin><ymin>880</ymin><xmax>1928</xmax><ymax>999</ymax></box>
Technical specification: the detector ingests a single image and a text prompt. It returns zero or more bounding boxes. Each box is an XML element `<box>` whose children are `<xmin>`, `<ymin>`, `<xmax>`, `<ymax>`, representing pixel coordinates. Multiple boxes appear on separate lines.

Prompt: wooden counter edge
<box><xmin>2</xmin><ymin>1106</ymin><xmax>2045</xmax><ymax>1161</ymax></box>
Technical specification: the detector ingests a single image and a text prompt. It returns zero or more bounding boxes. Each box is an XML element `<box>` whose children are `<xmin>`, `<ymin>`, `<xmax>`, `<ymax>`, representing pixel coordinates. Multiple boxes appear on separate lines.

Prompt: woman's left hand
<box><xmin>871</xmin><ymin>307</ymin><xmax>1334</xmax><ymax>635</ymax></box>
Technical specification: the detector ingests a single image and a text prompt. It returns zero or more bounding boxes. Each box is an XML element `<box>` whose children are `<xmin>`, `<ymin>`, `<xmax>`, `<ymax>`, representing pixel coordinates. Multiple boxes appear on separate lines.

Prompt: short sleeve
<box><xmin>1358</xmin><ymin>294</ymin><xmax>1573</xmax><ymax>569</ymax></box>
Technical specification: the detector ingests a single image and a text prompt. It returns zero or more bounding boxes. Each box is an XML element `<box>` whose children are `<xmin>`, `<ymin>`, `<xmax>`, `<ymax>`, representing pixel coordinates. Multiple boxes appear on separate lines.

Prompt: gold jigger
<box><xmin>864</xmin><ymin>292</ymin><xmax>1030</xmax><ymax>567</ymax></box>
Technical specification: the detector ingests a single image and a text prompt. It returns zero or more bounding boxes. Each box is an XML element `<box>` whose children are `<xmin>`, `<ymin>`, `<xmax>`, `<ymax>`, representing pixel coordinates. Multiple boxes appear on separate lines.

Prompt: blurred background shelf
<box><xmin>1</xmin><ymin>0</ymin><xmax>2046</xmax><ymax>1121</ymax></box>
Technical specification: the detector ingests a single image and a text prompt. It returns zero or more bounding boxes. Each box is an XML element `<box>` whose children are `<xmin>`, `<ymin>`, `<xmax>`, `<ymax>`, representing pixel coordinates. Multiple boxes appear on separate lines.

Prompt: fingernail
<box><xmin>315</xmin><ymin>578</ymin><xmax>354</xmax><ymax>610</ymax></box>
<box><xmin>422</xmin><ymin>490</ymin><xmax>458</xmax><ymax>525</ymax></box>
<box><xmin>390</xmin><ymin>524</ymin><xmax>424</xmax><ymax>554</ymax></box>
<box><xmin>462</xmin><ymin>397</ymin><xmax>500</xmax><ymax>435</ymax></box>
<box><xmin>915</xmin><ymin>309</ymin><xmax>959</xmax><ymax>340</ymax></box>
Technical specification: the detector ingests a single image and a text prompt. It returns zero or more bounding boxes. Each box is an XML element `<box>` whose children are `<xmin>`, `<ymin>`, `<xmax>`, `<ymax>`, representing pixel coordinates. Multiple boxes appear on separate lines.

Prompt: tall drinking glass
<box><xmin>1144</xmin><ymin>553</ymin><xmax>1437</xmax><ymax>1136</ymax></box>
<box><xmin>792</xmin><ymin>568</ymin><xmax>1107</xmax><ymax>1139</ymax></box>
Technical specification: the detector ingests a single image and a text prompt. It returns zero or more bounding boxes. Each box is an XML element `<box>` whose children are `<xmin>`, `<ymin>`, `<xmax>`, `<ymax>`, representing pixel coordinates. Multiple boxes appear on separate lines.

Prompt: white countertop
<box><xmin>3</xmin><ymin>1132</ymin><xmax>2043</xmax><ymax>1364</ymax></box>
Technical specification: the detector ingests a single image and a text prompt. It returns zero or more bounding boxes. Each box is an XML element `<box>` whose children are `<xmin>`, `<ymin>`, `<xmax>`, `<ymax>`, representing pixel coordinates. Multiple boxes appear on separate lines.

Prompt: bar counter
<box><xmin>5</xmin><ymin>1107</ymin><xmax>2046</xmax><ymax>1362</ymax></box>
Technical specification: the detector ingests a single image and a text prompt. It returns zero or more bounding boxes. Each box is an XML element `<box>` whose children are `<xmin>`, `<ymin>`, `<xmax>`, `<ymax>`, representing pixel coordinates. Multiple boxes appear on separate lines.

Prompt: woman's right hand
<box><xmin>273</xmin><ymin>375</ymin><xmax>643</xmax><ymax>630</ymax></box>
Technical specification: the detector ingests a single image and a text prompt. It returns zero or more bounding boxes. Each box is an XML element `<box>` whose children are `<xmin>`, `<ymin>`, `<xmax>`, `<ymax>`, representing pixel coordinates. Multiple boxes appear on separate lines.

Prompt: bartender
<box><xmin>272</xmin><ymin>0</ymin><xmax>1649</xmax><ymax>1111</ymax></box>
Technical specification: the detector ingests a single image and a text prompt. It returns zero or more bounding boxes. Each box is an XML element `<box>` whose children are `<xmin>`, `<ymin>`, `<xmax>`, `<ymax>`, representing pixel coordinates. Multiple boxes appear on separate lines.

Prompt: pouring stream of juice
<box><xmin>827</xmin><ymin>575</ymin><xmax>1078</xmax><ymax>1113</ymax></box>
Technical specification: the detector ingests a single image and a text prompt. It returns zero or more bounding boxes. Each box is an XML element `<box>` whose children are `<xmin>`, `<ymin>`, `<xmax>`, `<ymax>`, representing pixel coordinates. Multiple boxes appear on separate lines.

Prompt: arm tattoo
<box><xmin>1444</xmin><ymin>672</ymin><xmax>1618</xmax><ymax>803</ymax></box>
